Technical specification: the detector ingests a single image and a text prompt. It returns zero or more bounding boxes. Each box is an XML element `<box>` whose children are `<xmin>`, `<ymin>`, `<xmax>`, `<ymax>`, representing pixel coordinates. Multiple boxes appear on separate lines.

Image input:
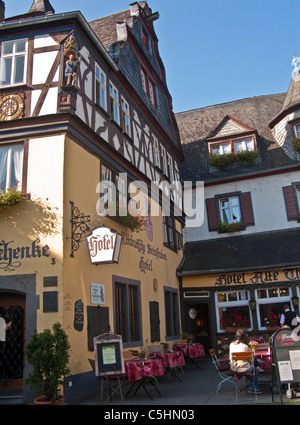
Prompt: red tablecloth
<box><xmin>124</xmin><ymin>358</ymin><xmax>164</xmax><ymax>381</ymax></box>
<box><xmin>174</xmin><ymin>343</ymin><xmax>205</xmax><ymax>358</ymax></box>
<box><xmin>150</xmin><ymin>350</ymin><xmax>185</xmax><ymax>368</ymax></box>
<box><xmin>254</xmin><ymin>349</ymin><xmax>272</xmax><ymax>372</ymax></box>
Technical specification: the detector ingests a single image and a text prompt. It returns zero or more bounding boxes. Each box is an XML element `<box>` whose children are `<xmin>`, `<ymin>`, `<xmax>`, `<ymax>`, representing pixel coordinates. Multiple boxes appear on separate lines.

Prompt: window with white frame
<box><xmin>149</xmin><ymin>79</ymin><xmax>156</xmax><ymax>106</ymax></box>
<box><xmin>255</xmin><ymin>286</ymin><xmax>292</xmax><ymax>329</ymax></box>
<box><xmin>141</xmin><ymin>68</ymin><xmax>147</xmax><ymax>94</ymax></box>
<box><xmin>95</xmin><ymin>65</ymin><xmax>106</xmax><ymax>110</ymax></box>
<box><xmin>161</xmin><ymin>145</ymin><xmax>168</xmax><ymax>176</ymax></box>
<box><xmin>211</xmin><ymin>142</ymin><xmax>231</xmax><ymax>155</ymax></box>
<box><xmin>218</xmin><ymin>195</ymin><xmax>241</xmax><ymax>223</ymax></box>
<box><xmin>0</xmin><ymin>39</ymin><xmax>27</xmax><ymax>86</ymax></box>
<box><xmin>167</xmin><ymin>153</ymin><xmax>174</xmax><ymax>182</ymax></box>
<box><xmin>109</xmin><ymin>82</ymin><xmax>120</xmax><ymax>125</ymax></box>
<box><xmin>215</xmin><ymin>290</ymin><xmax>251</xmax><ymax>332</ymax></box>
<box><xmin>294</xmin><ymin>124</ymin><xmax>300</xmax><ymax>138</ymax></box>
<box><xmin>210</xmin><ymin>137</ymin><xmax>255</xmax><ymax>155</ymax></box>
<box><xmin>121</xmin><ymin>96</ymin><xmax>130</xmax><ymax>136</ymax></box>
<box><xmin>153</xmin><ymin>136</ymin><xmax>160</xmax><ymax>168</ymax></box>
<box><xmin>0</xmin><ymin>144</ymin><xmax>23</xmax><ymax>190</ymax></box>
<box><xmin>233</xmin><ymin>138</ymin><xmax>254</xmax><ymax>152</ymax></box>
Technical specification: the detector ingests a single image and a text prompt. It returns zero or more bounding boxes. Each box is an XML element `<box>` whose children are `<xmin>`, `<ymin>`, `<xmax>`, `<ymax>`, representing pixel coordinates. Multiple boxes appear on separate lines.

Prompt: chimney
<box><xmin>0</xmin><ymin>1</ymin><xmax>5</xmax><ymax>22</ymax></box>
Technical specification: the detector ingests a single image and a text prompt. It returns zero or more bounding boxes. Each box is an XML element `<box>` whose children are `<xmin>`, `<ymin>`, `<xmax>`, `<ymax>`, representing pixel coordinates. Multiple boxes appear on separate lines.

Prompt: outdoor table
<box><xmin>149</xmin><ymin>350</ymin><xmax>185</xmax><ymax>382</ymax></box>
<box><xmin>124</xmin><ymin>357</ymin><xmax>164</xmax><ymax>400</ymax></box>
<box><xmin>173</xmin><ymin>343</ymin><xmax>205</xmax><ymax>370</ymax></box>
<box><xmin>254</xmin><ymin>347</ymin><xmax>272</xmax><ymax>372</ymax></box>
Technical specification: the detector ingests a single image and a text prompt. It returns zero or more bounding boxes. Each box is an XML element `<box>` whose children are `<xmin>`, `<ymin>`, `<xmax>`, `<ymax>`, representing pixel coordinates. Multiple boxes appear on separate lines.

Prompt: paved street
<box><xmin>76</xmin><ymin>358</ymin><xmax>300</xmax><ymax>406</ymax></box>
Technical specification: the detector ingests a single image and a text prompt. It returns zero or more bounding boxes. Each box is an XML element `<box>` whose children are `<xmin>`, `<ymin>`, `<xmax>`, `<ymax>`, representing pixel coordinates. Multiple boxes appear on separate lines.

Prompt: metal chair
<box><xmin>228</xmin><ymin>351</ymin><xmax>258</xmax><ymax>401</ymax></box>
<box><xmin>209</xmin><ymin>348</ymin><xmax>237</xmax><ymax>393</ymax></box>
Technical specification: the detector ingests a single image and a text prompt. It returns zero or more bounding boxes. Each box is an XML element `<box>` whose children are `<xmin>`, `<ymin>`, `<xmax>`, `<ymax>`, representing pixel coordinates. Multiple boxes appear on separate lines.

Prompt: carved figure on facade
<box><xmin>63</xmin><ymin>34</ymin><xmax>79</xmax><ymax>87</ymax></box>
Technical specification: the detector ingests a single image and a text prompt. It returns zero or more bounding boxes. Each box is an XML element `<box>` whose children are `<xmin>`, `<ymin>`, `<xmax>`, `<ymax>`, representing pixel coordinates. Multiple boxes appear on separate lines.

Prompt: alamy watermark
<box><xmin>96</xmin><ymin>173</ymin><xmax>204</xmax><ymax>227</ymax></box>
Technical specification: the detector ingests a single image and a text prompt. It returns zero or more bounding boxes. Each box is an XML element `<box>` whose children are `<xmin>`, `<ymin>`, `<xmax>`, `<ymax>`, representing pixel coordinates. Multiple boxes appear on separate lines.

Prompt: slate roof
<box><xmin>176</xmin><ymin>93</ymin><xmax>297</xmax><ymax>182</ymax></box>
<box><xmin>89</xmin><ymin>10</ymin><xmax>131</xmax><ymax>52</ymax></box>
<box><xmin>177</xmin><ymin>228</ymin><xmax>300</xmax><ymax>276</ymax></box>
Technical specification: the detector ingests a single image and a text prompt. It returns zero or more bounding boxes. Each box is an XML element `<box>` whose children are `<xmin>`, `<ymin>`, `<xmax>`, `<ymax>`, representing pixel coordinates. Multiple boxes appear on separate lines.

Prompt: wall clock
<box><xmin>0</xmin><ymin>94</ymin><xmax>24</xmax><ymax>121</ymax></box>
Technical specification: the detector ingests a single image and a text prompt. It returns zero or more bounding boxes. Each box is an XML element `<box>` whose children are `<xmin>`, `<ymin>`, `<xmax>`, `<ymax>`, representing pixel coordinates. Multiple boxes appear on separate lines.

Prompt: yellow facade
<box><xmin>0</xmin><ymin>134</ymin><xmax>183</xmax><ymax>384</ymax></box>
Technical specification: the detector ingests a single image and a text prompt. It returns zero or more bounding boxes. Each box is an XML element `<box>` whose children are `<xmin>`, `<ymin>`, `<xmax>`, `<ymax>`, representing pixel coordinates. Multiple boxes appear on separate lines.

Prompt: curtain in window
<box><xmin>0</xmin><ymin>146</ymin><xmax>8</xmax><ymax>188</ymax></box>
<box><xmin>12</xmin><ymin>145</ymin><xmax>23</xmax><ymax>189</ymax></box>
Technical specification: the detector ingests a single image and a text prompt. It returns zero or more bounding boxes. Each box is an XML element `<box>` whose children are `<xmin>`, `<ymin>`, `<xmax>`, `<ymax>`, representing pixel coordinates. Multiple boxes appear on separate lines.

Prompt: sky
<box><xmin>4</xmin><ymin>0</ymin><xmax>300</xmax><ymax>113</ymax></box>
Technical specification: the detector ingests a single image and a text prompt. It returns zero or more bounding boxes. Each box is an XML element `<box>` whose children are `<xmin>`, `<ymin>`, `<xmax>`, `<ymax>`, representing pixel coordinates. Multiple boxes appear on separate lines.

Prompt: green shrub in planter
<box><xmin>25</xmin><ymin>322</ymin><xmax>70</xmax><ymax>403</ymax></box>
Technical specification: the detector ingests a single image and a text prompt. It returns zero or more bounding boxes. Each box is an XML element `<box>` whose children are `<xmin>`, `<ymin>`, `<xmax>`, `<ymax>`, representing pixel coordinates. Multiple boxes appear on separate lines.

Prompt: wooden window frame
<box><xmin>164</xmin><ymin>286</ymin><xmax>180</xmax><ymax>340</ymax></box>
<box><xmin>206</xmin><ymin>191</ymin><xmax>254</xmax><ymax>232</ymax></box>
<box><xmin>120</xmin><ymin>95</ymin><xmax>131</xmax><ymax>136</ymax></box>
<box><xmin>0</xmin><ymin>38</ymin><xmax>28</xmax><ymax>87</ymax></box>
<box><xmin>283</xmin><ymin>182</ymin><xmax>300</xmax><ymax>222</ymax></box>
<box><xmin>112</xmin><ymin>276</ymin><xmax>142</xmax><ymax>348</ymax></box>
<box><xmin>208</xmin><ymin>135</ymin><xmax>257</xmax><ymax>155</ymax></box>
<box><xmin>95</xmin><ymin>64</ymin><xmax>106</xmax><ymax>111</ymax></box>
<box><xmin>109</xmin><ymin>81</ymin><xmax>120</xmax><ymax>125</ymax></box>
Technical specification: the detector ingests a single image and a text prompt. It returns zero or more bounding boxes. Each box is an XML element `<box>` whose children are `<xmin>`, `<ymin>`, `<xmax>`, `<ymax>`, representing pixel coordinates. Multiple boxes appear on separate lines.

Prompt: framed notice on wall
<box><xmin>93</xmin><ymin>333</ymin><xmax>124</xmax><ymax>376</ymax></box>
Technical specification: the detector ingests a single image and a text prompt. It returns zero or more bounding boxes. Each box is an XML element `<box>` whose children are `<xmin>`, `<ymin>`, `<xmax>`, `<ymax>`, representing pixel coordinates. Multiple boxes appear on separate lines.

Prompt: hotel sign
<box><xmin>87</xmin><ymin>227</ymin><xmax>122</xmax><ymax>264</ymax></box>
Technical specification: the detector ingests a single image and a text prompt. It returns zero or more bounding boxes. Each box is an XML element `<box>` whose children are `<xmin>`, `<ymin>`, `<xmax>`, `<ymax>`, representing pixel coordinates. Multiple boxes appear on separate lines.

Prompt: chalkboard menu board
<box><xmin>271</xmin><ymin>328</ymin><xmax>300</xmax><ymax>397</ymax></box>
<box><xmin>93</xmin><ymin>333</ymin><xmax>124</xmax><ymax>376</ymax></box>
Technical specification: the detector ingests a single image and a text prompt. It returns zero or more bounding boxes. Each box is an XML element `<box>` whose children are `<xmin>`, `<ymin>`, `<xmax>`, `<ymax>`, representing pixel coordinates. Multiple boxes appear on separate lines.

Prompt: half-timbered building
<box><xmin>0</xmin><ymin>0</ymin><xmax>184</xmax><ymax>404</ymax></box>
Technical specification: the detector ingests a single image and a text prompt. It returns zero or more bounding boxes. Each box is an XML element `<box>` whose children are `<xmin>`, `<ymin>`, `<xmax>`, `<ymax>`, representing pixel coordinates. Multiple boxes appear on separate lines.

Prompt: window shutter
<box><xmin>206</xmin><ymin>198</ymin><xmax>218</xmax><ymax>231</ymax></box>
<box><xmin>241</xmin><ymin>192</ymin><xmax>254</xmax><ymax>226</ymax></box>
<box><xmin>87</xmin><ymin>306</ymin><xmax>109</xmax><ymax>351</ymax></box>
<box><xmin>149</xmin><ymin>301</ymin><xmax>160</xmax><ymax>342</ymax></box>
<box><xmin>283</xmin><ymin>185</ymin><xmax>298</xmax><ymax>220</ymax></box>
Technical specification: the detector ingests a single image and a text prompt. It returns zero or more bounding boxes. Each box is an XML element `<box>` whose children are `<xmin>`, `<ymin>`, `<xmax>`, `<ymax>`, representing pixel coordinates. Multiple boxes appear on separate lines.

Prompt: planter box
<box><xmin>225</xmin><ymin>327</ymin><xmax>239</xmax><ymax>333</ymax></box>
<box><xmin>266</xmin><ymin>326</ymin><xmax>280</xmax><ymax>332</ymax></box>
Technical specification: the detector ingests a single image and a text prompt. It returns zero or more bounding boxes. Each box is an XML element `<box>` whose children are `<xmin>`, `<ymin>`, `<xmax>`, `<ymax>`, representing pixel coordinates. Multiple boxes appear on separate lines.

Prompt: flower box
<box><xmin>266</xmin><ymin>326</ymin><xmax>280</xmax><ymax>332</ymax></box>
<box><xmin>225</xmin><ymin>327</ymin><xmax>239</xmax><ymax>333</ymax></box>
<box><xmin>209</xmin><ymin>151</ymin><xmax>257</xmax><ymax>169</ymax></box>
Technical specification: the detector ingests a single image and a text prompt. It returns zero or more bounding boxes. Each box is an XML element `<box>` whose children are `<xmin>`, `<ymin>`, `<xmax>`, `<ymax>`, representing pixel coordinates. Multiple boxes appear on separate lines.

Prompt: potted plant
<box><xmin>104</xmin><ymin>200</ymin><xmax>146</xmax><ymax>232</ymax></box>
<box><xmin>264</xmin><ymin>312</ymin><xmax>280</xmax><ymax>331</ymax></box>
<box><xmin>292</xmin><ymin>138</ymin><xmax>300</xmax><ymax>153</ymax></box>
<box><xmin>209</xmin><ymin>151</ymin><xmax>257</xmax><ymax>169</ymax></box>
<box><xmin>218</xmin><ymin>221</ymin><xmax>245</xmax><ymax>233</ymax></box>
<box><xmin>0</xmin><ymin>183</ymin><xmax>28</xmax><ymax>210</ymax></box>
<box><xmin>25</xmin><ymin>322</ymin><xmax>70</xmax><ymax>405</ymax></box>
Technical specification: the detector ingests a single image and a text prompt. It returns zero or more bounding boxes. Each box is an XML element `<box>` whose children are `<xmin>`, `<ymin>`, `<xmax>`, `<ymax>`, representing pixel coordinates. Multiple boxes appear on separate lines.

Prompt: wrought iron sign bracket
<box><xmin>69</xmin><ymin>201</ymin><xmax>91</xmax><ymax>257</ymax></box>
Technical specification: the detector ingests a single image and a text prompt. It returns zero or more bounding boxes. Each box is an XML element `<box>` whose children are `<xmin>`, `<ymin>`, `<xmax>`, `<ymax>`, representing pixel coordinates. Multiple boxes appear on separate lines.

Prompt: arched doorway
<box><xmin>0</xmin><ymin>292</ymin><xmax>26</xmax><ymax>394</ymax></box>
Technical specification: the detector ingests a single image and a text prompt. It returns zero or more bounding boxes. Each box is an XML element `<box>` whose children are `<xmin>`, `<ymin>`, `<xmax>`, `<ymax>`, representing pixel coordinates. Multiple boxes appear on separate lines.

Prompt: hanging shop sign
<box><xmin>87</xmin><ymin>227</ymin><xmax>122</xmax><ymax>264</ymax></box>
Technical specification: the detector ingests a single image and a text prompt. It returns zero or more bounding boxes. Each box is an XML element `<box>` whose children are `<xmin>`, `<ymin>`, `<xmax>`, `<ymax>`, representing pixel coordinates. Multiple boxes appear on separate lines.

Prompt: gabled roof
<box><xmin>206</xmin><ymin>115</ymin><xmax>256</xmax><ymax>141</ymax></box>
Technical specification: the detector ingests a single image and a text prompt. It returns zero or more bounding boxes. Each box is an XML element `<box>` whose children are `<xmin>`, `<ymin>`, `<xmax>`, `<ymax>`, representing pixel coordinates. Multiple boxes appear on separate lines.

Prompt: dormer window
<box><xmin>293</xmin><ymin>123</ymin><xmax>300</xmax><ymax>138</ymax></box>
<box><xmin>209</xmin><ymin>136</ymin><xmax>256</xmax><ymax>155</ymax></box>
